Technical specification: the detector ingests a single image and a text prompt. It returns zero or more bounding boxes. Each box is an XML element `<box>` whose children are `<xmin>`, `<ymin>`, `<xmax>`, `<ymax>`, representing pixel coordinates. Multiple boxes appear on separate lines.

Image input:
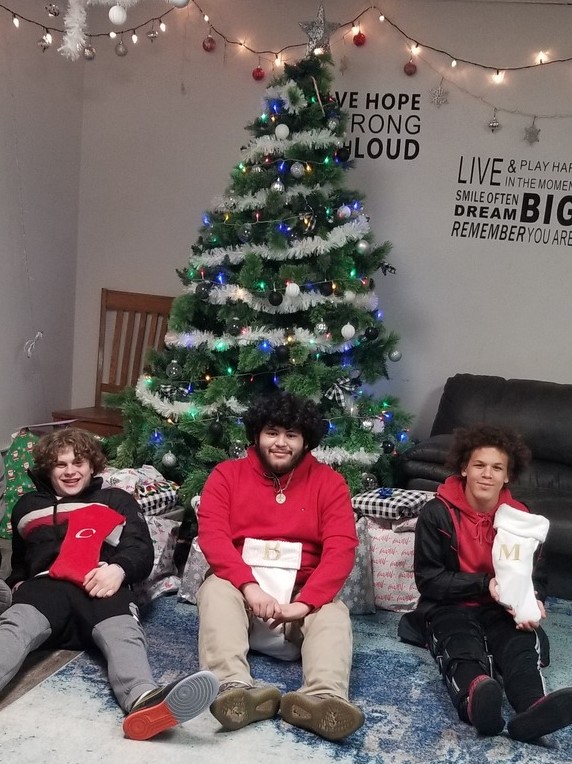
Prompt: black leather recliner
<box><xmin>398</xmin><ymin>373</ymin><xmax>572</xmax><ymax>600</ymax></box>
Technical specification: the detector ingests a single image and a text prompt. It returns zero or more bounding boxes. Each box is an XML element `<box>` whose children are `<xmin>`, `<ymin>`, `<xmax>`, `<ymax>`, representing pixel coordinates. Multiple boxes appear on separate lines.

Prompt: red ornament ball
<box><xmin>252</xmin><ymin>66</ymin><xmax>265</xmax><ymax>81</ymax></box>
<box><xmin>404</xmin><ymin>60</ymin><xmax>417</xmax><ymax>76</ymax></box>
<box><xmin>202</xmin><ymin>35</ymin><xmax>216</xmax><ymax>52</ymax></box>
<box><xmin>353</xmin><ymin>32</ymin><xmax>366</xmax><ymax>47</ymax></box>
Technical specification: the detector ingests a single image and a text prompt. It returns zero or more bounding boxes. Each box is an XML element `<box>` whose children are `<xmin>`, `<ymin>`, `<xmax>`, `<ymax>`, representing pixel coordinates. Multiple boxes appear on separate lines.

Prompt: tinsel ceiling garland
<box><xmin>60</xmin><ymin>0</ymin><xmax>154</xmax><ymax>59</ymax></box>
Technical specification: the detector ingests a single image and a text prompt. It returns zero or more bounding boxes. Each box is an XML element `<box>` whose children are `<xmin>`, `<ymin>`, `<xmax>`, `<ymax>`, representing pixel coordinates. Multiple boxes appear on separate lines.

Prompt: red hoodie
<box><xmin>197</xmin><ymin>447</ymin><xmax>358</xmax><ymax>609</ymax></box>
<box><xmin>437</xmin><ymin>476</ymin><xmax>528</xmax><ymax>578</ymax></box>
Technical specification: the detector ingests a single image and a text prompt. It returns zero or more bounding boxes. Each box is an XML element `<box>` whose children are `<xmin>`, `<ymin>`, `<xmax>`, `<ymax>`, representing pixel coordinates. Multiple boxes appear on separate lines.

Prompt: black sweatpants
<box><xmin>427</xmin><ymin>603</ymin><xmax>548</xmax><ymax>720</ymax></box>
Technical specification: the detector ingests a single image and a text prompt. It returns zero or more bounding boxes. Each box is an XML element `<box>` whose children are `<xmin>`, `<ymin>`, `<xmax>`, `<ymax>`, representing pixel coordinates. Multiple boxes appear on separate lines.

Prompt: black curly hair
<box><xmin>243</xmin><ymin>391</ymin><xmax>327</xmax><ymax>451</ymax></box>
<box><xmin>446</xmin><ymin>424</ymin><xmax>531</xmax><ymax>482</ymax></box>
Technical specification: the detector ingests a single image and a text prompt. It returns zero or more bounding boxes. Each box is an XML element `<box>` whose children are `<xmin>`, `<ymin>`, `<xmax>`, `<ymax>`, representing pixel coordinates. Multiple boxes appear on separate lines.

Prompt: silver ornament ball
<box><xmin>83</xmin><ymin>45</ymin><xmax>96</xmax><ymax>60</ymax></box>
<box><xmin>161</xmin><ymin>451</ymin><xmax>177</xmax><ymax>467</ymax></box>
<box><xmin>314</xmin><ymin>322</ymin><xmax>328</xmax><ymax>335</ymax></box>
<box><xmin>290</xmin><ymin>161</ymin><xmax>305</xmax><ymax>179</ymax></box>
<box><xmin>115</xmin><ymin>40</ymin><xmax>128</xmax><ymax>56</ymax></box>
<box><xmin>270</xmin><ymin>179</ymin><xmax>285</xmax><ymax>193</ymax></box>
<box><xmin>361</xmin><ymin>418</ymin><xmax>374</xmax><ymax>432</ymax></box>
<box><xmin>388</xmin><ymin>349</ymin><xmax>402</xmax><ymax>362</ymax></box>
<box><xmin>336</xmin><ymin>205</ymin><xmax>352</xmax><ymax>221</ymax></box>
<box><xmin>356</xmin><ymin>239</ymin><xmax>371</xmax><ymax>255</ymax></box>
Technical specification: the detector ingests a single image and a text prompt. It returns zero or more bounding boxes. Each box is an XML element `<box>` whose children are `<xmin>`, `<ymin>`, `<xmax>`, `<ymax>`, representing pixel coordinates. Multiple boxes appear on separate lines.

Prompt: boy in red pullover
<box><xmin>399</xmin><ymin>424</ymin><xmax>572</xmax><ymax>742</ymax></box>
<box><xmin>197</xmin><ymin>392</ymin><xmax>364</xmax><ymax>741</ymax></box>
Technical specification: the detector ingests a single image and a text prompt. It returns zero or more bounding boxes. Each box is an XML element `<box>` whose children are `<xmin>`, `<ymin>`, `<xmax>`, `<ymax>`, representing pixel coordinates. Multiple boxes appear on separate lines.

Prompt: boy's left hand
<box><xmin>83</xmin><ymin>563</ymin><xmax>125</xmax><ymax>598</ymax></box>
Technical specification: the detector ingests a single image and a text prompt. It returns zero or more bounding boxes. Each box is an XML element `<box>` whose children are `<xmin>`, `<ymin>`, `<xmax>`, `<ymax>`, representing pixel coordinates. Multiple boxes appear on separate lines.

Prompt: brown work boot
<box><xmin>210</xmin><ymin>681</ymin><xmax>281</xmax><ymax>731</ymax></box>
<box><xmin>280</xmin><ymin>692</ymin><xmax>364</xmax><ymax>741</ymax></box>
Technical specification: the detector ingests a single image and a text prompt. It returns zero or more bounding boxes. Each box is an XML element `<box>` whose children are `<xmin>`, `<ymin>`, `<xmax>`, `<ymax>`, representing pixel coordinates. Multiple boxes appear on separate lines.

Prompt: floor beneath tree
<box><xmin>0</xmin><ymin>536</ymin><xmax>79</xmax><ymax>711</ymax></box>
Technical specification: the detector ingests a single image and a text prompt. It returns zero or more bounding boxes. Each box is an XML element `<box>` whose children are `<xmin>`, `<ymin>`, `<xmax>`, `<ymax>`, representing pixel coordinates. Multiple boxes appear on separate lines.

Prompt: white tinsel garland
<box><xmin>212</xmin><ymin>183</ymin><xmax>335</xmax><ymax>215</ymax></box>
<box><xmin>242</xmin><ymin>128</ymin><xmax>338</xmax><ymax>164</ymax></box>
<box><xmin>189</xmin><ymin>217</ymin><xmax>370</xmax><ymax>268</ymax></box>
<box><xmin>313</xmin><ymin>446</ymin><xmax>378</xmax><ymax>466</ymax></box>
<box><xmin>136</xmin><ymin>376</ymin><xmax>247</xmax><ymax>421</ymax></box>
<box><xmin>60</xmin><ymin>0</ymin><xmax>161</xmax><ymax>60</ymax></box>
<box><xmin>185</xmin><ymin>281</ymin><xmax>378</xmax><ymax>315</ymax></box>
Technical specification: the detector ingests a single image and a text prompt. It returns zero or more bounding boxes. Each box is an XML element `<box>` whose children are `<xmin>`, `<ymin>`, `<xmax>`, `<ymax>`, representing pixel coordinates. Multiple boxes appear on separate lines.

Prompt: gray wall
<box><xmin>0</xmin><ymin>4</ymin><xmax>83</xmax><ymax>448</ymax></box>
<box><xmin>1</xmin><ymin>0</ymin><xmax>570</xmax><ymax>448</ymax></box>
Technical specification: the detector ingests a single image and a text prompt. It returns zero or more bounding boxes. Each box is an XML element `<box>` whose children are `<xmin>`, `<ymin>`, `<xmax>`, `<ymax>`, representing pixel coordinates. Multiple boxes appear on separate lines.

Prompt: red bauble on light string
<box><xmin>252</xmin><ymin>66</ymin><xmax>265</xmax><ymax>81</ymax></box>
<box><xmin>202</xmin><ymin>34</ymin><xmax>216</xmax><ymax>52</ymax></box>
<box><xmin>353</xmin><ymin>31</ymin><xmax>366</xmax><ymax>47</ymax></box>
<box><xmin>404</xmin><ymin>59</ymin><xmax>417</xmax><ymax>76</ymax></box>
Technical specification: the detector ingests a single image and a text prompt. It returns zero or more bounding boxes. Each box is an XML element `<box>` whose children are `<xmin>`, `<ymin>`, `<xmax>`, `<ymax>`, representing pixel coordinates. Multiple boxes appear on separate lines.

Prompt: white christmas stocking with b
<box><xmin>242</xmin><ymin>537</ymin><xmax>302</xmax><ymax>660</ymax></box>
<box><xmin>492</xmin><ymin>504</ymin><xmax>549</xmax><ymax>625</ymax></box>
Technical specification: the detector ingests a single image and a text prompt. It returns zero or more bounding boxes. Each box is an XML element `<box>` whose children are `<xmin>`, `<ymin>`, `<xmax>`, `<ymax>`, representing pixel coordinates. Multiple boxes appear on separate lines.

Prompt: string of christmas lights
<box><xmin>2</xmin><ymin>1</ymin><xmax>570</xmax><ymax>75</ymax></box>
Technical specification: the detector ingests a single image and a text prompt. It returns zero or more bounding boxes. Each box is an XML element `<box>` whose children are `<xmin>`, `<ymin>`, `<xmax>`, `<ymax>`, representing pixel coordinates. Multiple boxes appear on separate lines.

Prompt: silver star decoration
<box><xmin>339</xmin><ymin>55</ymin><xmax>349</xmax><ymax>74</ymax></box>
<box><xmin>429</xmin><ymin>85</ymin><xmax>449</xmax><ymax>107</ymax></box>
<box><xmin>299</xmin><ymin>4</ymin><xmax>340</xmax><ymax>57</ymax></box>
<box><xmin>524</xmin><ymin>120</ymin><xmax>540</xmax><ymax>145</ymax></box>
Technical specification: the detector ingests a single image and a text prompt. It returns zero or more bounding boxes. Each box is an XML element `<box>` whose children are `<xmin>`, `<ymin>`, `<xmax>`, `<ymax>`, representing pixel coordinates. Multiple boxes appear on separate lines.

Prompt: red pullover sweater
<box><xmin>197</xmin><ymin>447</ymin><xmax>357</xmax><ymax>610</ymax></box>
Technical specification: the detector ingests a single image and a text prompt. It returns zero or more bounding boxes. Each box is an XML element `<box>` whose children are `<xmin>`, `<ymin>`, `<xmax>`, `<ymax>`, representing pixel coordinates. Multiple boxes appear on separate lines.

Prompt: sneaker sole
<box><xmin>281</xmin><ymin>693</ymin><xmax>365</xmax><ymax>741</ymax></box>
<box><xmin>508</xmin><ymin>688</ymin><xmax>572</xmax><ymax>742</ymax></box>
<box><xmin>469</xmin><ymin>678</ymin><xmax>505</xmax><ymax>736</ymax></box>
<box><xmin>210</xmin><ymin>686</ymin><xmax>281</xmax><ymax>731</ymax></box>
<box><xmin>123</xmin><ymin>671</ymin><xmax>219</xmax><ymax>740</ymax></box>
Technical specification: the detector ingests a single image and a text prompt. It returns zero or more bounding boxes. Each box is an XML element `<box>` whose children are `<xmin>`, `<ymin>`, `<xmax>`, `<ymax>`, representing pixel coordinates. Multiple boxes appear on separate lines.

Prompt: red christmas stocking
<box><xmin>48</xmin><ymin>504</ymin><xmax>126</xmax><ymax>587</ymax></box>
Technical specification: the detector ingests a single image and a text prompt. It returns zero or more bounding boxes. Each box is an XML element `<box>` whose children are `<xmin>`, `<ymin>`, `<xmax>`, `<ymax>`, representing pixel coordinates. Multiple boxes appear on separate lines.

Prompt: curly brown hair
<box><xmin>33</xmin><ymin>428</ymin><xmax>106</xmax><ymax>478</ymax></box>
<box><xmin>446</xmin><ymin>424</ymin><xmax>531</xmax><ymax>482</ymax></box>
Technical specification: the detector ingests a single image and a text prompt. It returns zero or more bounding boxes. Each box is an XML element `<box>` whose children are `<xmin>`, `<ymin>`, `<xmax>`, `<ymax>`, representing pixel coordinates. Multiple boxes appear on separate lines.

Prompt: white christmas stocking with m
<box><xmin>492</xmin><ymin>504</ymin><xmax>549</xmax><ymax>625</ymax></box>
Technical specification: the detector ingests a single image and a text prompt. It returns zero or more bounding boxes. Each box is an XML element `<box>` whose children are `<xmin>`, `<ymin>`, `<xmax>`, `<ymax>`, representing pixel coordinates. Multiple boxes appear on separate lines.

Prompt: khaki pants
<box><xmin>197</xmin><ymin>574</ymin><xmax>353</xmax><ymax>699</ymax></box>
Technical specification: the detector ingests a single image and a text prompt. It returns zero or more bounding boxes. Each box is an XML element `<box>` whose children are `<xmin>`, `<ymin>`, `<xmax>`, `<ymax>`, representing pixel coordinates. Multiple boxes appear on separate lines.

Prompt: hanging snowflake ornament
<box><xmin>299</xmin><ymin>4</ymin><xmax>340</xmax><ymax>56</ymax></box>
<box><xmin>430</xmin><ymin>82</ymin><xmax>449</xmax><ymax>107</ymax></box>
<box><xmin>488</xmin><ymin>109</ymin><xmax>501</xmax><ymax>133</ymax></box>
<box><xmin>524</xmin><ymin>117</ymin><xmax>540</xmax><ymax>145</ymax></box>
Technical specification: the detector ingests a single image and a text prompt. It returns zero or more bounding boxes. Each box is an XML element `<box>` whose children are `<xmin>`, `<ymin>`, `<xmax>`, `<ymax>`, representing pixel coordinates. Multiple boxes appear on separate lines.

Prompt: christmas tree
<box><xmin>110</xmin><ymin>53</ymin><xmax>412</xmax><ymax>520</ymax></box>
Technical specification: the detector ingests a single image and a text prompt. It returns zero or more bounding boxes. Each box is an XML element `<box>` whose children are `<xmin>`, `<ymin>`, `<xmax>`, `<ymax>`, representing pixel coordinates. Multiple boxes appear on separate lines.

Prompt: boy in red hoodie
<box><xmin>399</xmin><ymin>424</ymin><xmax>572</xmax><ymax>742</ymax></box>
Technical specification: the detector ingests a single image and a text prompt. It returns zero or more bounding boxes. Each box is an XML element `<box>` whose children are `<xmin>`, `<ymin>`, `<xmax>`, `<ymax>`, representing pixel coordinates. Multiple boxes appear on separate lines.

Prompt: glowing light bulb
<box><xmin>45</xmin><ymin>30</ymin><xmax>53</xmax><ymax>44</ymax></box>
<box><xmin>12</xmin><ymin>14</ymin><xmax>19</xmax><ymax>28</ymax></box>
<box><xmin>451</xmin><ymin>59</ymin><xmax>457</xmax><ymax>68</ymax></box>
<box><xmin>109</xmin><ymin>31</ymin><xmax>117</xmax><ymax>39</ymax></box>
<box><xmin>492</xmin><ymin>69</ymin><xmax>505</xmax><ymax>84</ymax></box>
<box><xmin>203</xmin><ymin>14</ymin><xmax>209</xmax><ymax>22</ymax></box>
<box><xmin>379</xmin><ymin>14</ymin><xmax>385</xmax><ymax>22</ymax></box>
<box><xmin>411</xmin><ymin>43</ymin><xmax>420</xmax><ymax>55</ymax></box>
<box><xmin>132</xmin><ymin>32</ymin><xmax>138</xmax><ymax>44</ymax></box>
<box><xmin>160</xmin><ymin>20</ymin><xmax>166</xmax><ymax>32</ymax></box>
<box><xmin>352</xmin><ymin>24</ymin><xmax>360</xmax><ymax>35</ymax></box>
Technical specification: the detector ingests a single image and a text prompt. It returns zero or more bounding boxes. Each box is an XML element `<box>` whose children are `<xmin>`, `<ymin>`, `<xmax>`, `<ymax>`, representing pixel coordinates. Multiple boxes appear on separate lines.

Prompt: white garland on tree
<box><xmin>212</xmin><ymin>183</ymin><xmax>336</xmax><ymax>214</ymax></box>
<box><xmin>242</xmin><ymin>128</ymin><xmax>338</xmax><ymax>164</ymax></box>
<box><xmin>190</xmin><ymin>217</ymin><xmax>371</xmax><ymax>268</ymax></box>
<box><xmin>313</xmin><ymin>446</ymin><xmax>378</xmax><ymax>466</ymax></box>
<box><xmin>136</xmin><ymin>376</ymin><xmax>247</xmax><ymax>421</ymax></box>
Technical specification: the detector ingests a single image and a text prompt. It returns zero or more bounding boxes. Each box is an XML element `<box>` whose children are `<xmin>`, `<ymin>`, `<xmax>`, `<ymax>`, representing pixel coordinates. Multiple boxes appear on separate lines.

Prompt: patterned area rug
<box><xmin>1</xmin><ymin>596</ymin><xmax>572</xmax><ymax>764</ymax></box>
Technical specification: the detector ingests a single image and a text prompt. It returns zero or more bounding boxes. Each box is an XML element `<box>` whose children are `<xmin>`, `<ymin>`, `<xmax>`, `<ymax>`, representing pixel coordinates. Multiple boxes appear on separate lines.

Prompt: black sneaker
<box><xmin>508</xmin><ymin>688</ymin><xmax>572</xmax><ymax>742</ymax></box>
<box><xmin>467</xmin><ymin>675</ymin><xmax>505</xmax><ymax>736</ymax></box>
<box><xmin>0</xmin><ymin>580</ymin><xmax>12</xmax><ymax>616</ymax></box>
<box><xmin>280</xmin><ymin>692</ymin><xmax>365</xmax><ymax>741</ymax></box>
<box><xmin>123</xmin><ymin>670</ymin><xmax>219</xmax><ymax>740</ymax></box>
<box><xmin>210</xmin><ymin>682</ymin><xmax>281</xmax><ymax>731</ymax></box>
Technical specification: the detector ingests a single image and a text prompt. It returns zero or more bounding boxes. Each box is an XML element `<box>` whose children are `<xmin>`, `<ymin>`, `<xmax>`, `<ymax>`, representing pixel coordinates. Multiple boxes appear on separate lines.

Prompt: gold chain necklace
<box><xmin>267</xmin><ymin>468</ymin><xmax>295</xmax><ymax>504</ymax></box>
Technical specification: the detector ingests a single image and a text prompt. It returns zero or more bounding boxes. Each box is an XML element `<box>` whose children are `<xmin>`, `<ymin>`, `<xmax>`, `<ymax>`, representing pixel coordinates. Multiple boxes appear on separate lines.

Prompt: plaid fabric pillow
<box><xmin>352</xmin><ymin>488</ymin><xmax>432</xmax><ymax>520</ymax></box>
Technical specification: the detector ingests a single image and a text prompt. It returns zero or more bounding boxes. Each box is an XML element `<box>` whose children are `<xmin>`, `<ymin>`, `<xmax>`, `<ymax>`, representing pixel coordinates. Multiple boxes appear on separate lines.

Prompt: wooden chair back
<box><xmin>95</xmin><ymin>288</ymin><xmax>174</xmax><ymax>405</ymax></box>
